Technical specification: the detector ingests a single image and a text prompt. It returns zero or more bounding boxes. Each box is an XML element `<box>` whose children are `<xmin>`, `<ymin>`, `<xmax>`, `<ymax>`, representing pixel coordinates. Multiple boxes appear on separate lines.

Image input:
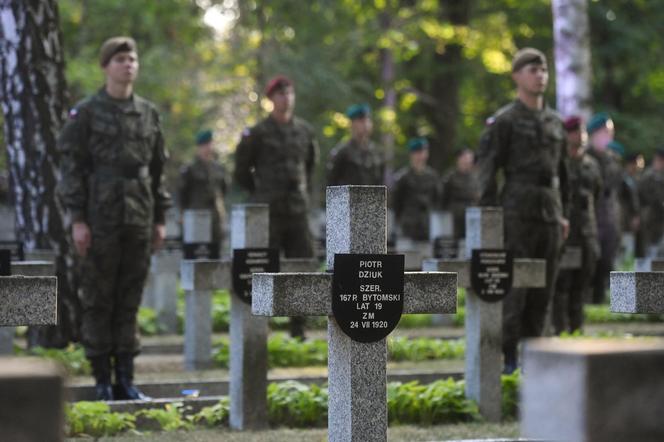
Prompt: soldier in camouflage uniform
<box><xmin>440</xmin><ymin>148</ymin><xmax>480</xmax><ymax>240</ymax></box>
<box><xmin>58</xmin><ymin>37</ymin><xmax>171</xmax><ymax>400</ymax></box>
<box><xmin>234</xmin><ymin>75</ymin><xmax>318</xmax><ymax>339</ymax></box>
<box><xmin>553</xmin><ymin>116</ymin><xmax>602</xmax><ymax>334</ymax></box>
<box><xmin>392</xmin><ymin>138</ymin><xmax>440</xmax><ymax>241</ymax></box>
<box><xmin>178</xmin><ymin>129</ymin><xmax>228</xmax><ymax>249</ymax></box>
<box><xmin>638</xmin><ymin>148</ymin><xmax>664</xmax><ymax>256</ymax></box>
<box><xmin>327</xmin><ymin>104</ymin><xmax>385</xmax><ymax>186</ymax></box>
<box><xmin>477</xmin><ymin>48</ymin><xmax>569</xmax><ymax>373</ymax></box>
<box><xmin>586</xmin><ymin>113</ymin><xmax>622</xmax><ymax>303</ymax></box>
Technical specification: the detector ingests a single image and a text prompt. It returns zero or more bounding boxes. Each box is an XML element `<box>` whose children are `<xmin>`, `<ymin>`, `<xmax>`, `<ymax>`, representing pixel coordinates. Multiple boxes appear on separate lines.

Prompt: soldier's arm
<box><xmin>57</xmin><ymin>106</ymin><xmax>92</xmax><ymax>223</ymax></box>
<box><xmin>177</xmin><ymin>165</ymin><xmax>190</xmax><ymax>210</ymax></box>
<box><xmin>476</xmin><ymin>118</ymin><xmax>508</xmax><ymax>206</ymax></box>
<box><xmin>306</xmin><ymin>129</ymin><xmax>319</xmax><ymax>193</ymax></box>
<box><xmin>559</xmin><ymin>136</ymin><xmax>571</xmax><ymax>219</ymax></box>
<box><xmin>149</xmin><ymin>111</ymin><xmax>173</xmax><ymax>224</ymax></box>
<box><xmin>391</xmin><ymin>175</ymin><xmax>405</xmax><ymax>219</ymax></box>
<box><xmin>326</xmin><ymin>147</ymin><xmax>341</xmax><ymax>187</ymax></box>
<box><xmin>234</xmin><ymin>129</ymin><xmax>256</xmax><ymax>192</ymax></box>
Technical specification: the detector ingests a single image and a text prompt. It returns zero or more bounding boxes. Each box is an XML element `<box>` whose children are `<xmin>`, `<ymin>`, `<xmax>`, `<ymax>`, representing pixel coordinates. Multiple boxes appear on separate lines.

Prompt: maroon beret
<box><xmin>563</xmin><ymin>116</ymin><xmax>582</xmax><ymax>132</ymax></box>
<box><xmin>264</xmin><ymin>75</ymin><xmax>293</xmax><ymax>97</ymax></box>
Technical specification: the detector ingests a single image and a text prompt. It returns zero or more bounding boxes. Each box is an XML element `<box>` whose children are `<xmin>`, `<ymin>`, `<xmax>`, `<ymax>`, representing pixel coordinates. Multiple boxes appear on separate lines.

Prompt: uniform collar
<box><xmin>98</xmin><ymin>87</ymin><xmax>139</xmax><ymax>113</ymax></box>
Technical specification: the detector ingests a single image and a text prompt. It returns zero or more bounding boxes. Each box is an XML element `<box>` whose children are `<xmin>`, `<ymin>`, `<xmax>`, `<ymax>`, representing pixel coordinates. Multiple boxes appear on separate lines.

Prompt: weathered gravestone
<box><xmin>182</xmin><ymin>209</ymin><xmax>219</xmax><ymax>259</ymax></box>
<box><xmin>0</xmin><ymin>275</ymin><xmax>60</xmax><ymax>442</ymax></box>
<box><xmin>422</xmin><ymin>207</ymin><xmax>546</xmax><ymax>421</ymax></box>
<box><xmin>521</xmin><ymin>338</ymin><xmax>664</xmax><ymax>442</ymax></box>
<box><xmin>252</xmin><ymin>186</ymin><xmax>456</xmax><ymax>442</ymax></box>
<box><xmin>634</xmin><ymin>258</ymin><xmax>664</xmax><ymax>272</ymax></box>
<box><xmin>610</xmin><ymin>271</ymin><xmax>664</xmax><ymax>314</ymax></box>
<box><xmin>0</xmin><ymin>260</ymin><xmax>56</xmax><ymax>354</ymax></box>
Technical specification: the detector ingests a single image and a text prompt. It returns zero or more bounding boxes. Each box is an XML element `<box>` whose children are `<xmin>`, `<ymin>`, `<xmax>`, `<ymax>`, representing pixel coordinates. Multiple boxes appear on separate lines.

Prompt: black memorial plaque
<box><xmin>232</xmin><ymin>248</ymin><xmax>280</xmax><ymax>304</ymax></box>
<box><xmin>0</xmin><ymin>249</ymin><xmax>11</xmax><ymax>276</ymax></box>
<box><xmin>332</xmin><ymin>254</ymin><xmax>404</xmax><ymax>343</ymax></box>
<box><xmin>183</xmin><ymin>242</ymin><xmax>220</xmax><ymax>260</ymax></box>
<box><xmin>433</xmin><ymin>236</ymin><xmax>458</xmax><ymax>259</ymax></box>
<box><xmin>0</xmin><ymin>240</ymin><xmax>24</xmax><ymax>261</ymax></box>
<box><xmin>470</xmin><ymin>249</ymin><xmax>513</xmax><ymax>303</ymax></box>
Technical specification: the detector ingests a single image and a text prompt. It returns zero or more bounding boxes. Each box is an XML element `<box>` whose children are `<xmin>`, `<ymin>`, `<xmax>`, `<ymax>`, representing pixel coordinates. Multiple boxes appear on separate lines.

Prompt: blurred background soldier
<box><xmin>637</xmin><ymin>147</ymin><xmax>664</xmax><ymax>257</ymax></box>
<box><xmin>553</xmin><ymin>116</ymin><xmax>602</xmax><ymax>334</ymax></box>
<box><xmin>392</xmin><ymin>137</ymin><xmax>440</xmax><ymax>241</ymax></box>
<box><xmin>476</xmin><ymin>48</ymin><xmax>569</xmax><ymax>373</ymax></box>
<box><xmin>440</xmin><ymin>148</ymin><xmax>480</xmax><ymax>241</ymax></box>
<box><xmin>178</xmin><ymin>129</ymin><xmax>228</xmax><ymax>251</ymax></box>
<box><xmin>234</xmin><ymin>75</ymin><xmax>318</xmax><ymax>339</ymax></box>
<box><xmin>58</xmin><ymin>37</ymin><xmax>172</xmax><ymax>400</ymax></box>
<box><xmin>327</xmin><ymin>103</ymin><xmax>385</xmax><ymax>186</ymax></box>
<box><xmin>611</xmin><ymin>142</ymin><xmax>640</xmax><ymax>263</ymax></box>
<box><xmin>586</xmin><ymin>112</ymin><xmax>622</xmax><ymax>303</ymax></box>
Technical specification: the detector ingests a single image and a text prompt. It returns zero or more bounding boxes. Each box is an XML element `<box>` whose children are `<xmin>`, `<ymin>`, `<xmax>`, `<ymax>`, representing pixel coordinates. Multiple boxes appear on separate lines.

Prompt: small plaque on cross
<box><xmin>183</xmin><ymin>243</ymin><xmax>220</xmax><ymax>260</ymax></box>
<box><xmin>470</xmin><ymin>249</ymin><xmax>513</xmax><ymax>303</ymax></box>
<box><xmin>332</xmin><ymin>254</ymin><xmax>404</xmax><ymax>343</ymax></box>
<box><xmin>232</xmin><ymin>248</ymin><xmax>280</xmax><ymax>304</ymax></box>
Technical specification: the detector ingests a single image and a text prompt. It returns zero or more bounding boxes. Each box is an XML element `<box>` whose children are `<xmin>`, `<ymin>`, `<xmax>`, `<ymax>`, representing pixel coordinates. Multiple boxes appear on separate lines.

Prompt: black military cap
<box><xmin>99</xmin><ymin>36</ymin><xmax>137</xmax><ymax>67</ymax></box>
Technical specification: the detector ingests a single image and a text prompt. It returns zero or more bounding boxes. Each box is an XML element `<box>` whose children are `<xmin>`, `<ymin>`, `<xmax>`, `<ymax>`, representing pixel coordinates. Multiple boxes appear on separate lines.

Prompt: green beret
<box><xmin>607</xmin><ymin>140</ymin><xmax>625</xmax><ymax>157</ymax></box>
<box><xmin>99</xmin><ymin>36</ymin><xmax>137</xmax><ymax>67</ymax></box>
<box><xmin>346</xmin><ymin>103</ymin><xmax>371</xmax><ymax>120</ymax></box>
<box><xmin>512</xmin><ymin>47</ymin><xmax>547</xmax><ymax>72</ymax></box>
<box><xmin>196</xmin><ymin>129</ymin><xmax>213</xmax><ymax>145</ymax></box>
<box><xmin>587</xmin><ymin>112</ymin><xmax>613</xmax><ymax>135</ymax></box>
<box><xmin>407</xmin><ymin>137</ymin><xmax>429</xmax><ymax>152</ymax></box>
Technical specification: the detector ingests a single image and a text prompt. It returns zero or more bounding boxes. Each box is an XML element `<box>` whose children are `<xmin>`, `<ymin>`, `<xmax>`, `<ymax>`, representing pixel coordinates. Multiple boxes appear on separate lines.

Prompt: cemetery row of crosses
<box><xmin>1</xmin><ymin>185</ymin><xmax>663</xmax><ymax>442</ymax></box>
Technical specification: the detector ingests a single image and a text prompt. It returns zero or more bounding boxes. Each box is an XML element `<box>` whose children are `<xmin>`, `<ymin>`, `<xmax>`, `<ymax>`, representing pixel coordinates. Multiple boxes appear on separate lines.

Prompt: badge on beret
<box><xmin>241</xmin><ymin>128</ymin><xmax>251</xmax><ymax>137</ymax></box>
<box><xmin>68</xmin><ymin>108</ymin><xmax>78</xmax><ymax>120</ymax></box>
<box><xmin>485</xmin><ymin>116</ymin><xmax>496</xmax><ymax>126</ymax></box>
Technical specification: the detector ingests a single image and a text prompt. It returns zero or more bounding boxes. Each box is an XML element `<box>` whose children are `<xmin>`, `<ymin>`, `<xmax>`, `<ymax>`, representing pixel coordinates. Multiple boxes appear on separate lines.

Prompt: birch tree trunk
<box><xmin>0</xmin><ymin>0</ymin><xmax>80</xmax><ymax>347</ymax></box>
<box><xmin>552</xmin><ymin>0</ymin><xmax>593</xmax><ymax>119</ymax></box>
<box><xmin>379</xmin><ymin>10</ymin><xmax>396</xmax><ymax>179</ymax></box>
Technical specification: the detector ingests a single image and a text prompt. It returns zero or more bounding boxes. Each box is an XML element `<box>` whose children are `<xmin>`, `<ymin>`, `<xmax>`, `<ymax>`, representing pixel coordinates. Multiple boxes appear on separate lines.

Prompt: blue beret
<box><xmin>346</xmin><ymin>103</ymin><xmax>371</xmax><ymax>120</ymax></box>
<box><xmin>407</xmin><ymin>137</ymin><xmax>429</xmax><ymax>152</ymax></box>
<box><xmin>607</xmin><ymin>140</ymin><xmax>624</xmax><ymax>157</ymax></box>
<box><xmin>196</xmin><ymin>129</ymin><xmax>213</xmax><ymax>145</ymax></box>
<box><xmin>587</xmin><ymin>112</ymin><xmax>612</xmax><ymax>135</ymax></box>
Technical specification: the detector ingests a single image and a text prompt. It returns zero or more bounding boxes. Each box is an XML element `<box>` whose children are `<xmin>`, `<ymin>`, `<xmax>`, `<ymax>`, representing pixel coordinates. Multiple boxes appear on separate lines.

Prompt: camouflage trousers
<box><xmin>79</xmin><ymin>224</ymin><xmax>152</xmax><ymax>357</ymax></box>
<box><xmin>502</xmin><ymin>217</ymin><xmax>562</xmax><ymax>355</ymax></box>
<box><xmin>552</xmin><ymin>237</ymin><xmax>598</xmax><ymax>334</ymax></box>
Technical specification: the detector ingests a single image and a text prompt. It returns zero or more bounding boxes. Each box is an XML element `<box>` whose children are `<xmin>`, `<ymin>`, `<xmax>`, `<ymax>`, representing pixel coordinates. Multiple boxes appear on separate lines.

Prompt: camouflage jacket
<box><xmin>58</xmin><ymin>88</ymin><xmax>172</xmax><ymax>229</ymax></box>
<box><xmin>392</xmin><ymin>166</ymin><xmax>440</xmax><ymax>240</ymax></box>
<box><xmin>567</xmin><ymin>152</ymin><xmax>602</xmax><ymax>243</ymax></box>
<box><xmin>179</xmin><ymin>156</ymin><xmax>227</xmax><ymax>211</ymax></box>
<box><xmin>440</xmin><ymin>169</ymin><xmax>480</xmax><ymax>214</ymax></box>
<box><xmin>477</xmin><ymin>99</ymin><xmax>569</xmax><ymax>224</ymax></box>
<box><xmin>638</xmin><ymin>166</ymin><xmax>664</xmax><ymax>239</ymax></box>
<box><xmin>586</xmin><ymin>147</ymin><xmax>622</xmax><ymax>232</ymax></box>
<box><xmin>326</xmin><ymin>139</ymin><xmax>385</xmax><ymax>186</ymax></box>
<box><xmin>234</xmin><ymin>115</ymin><xmax>318</xmax><ymax>215</ymax></box>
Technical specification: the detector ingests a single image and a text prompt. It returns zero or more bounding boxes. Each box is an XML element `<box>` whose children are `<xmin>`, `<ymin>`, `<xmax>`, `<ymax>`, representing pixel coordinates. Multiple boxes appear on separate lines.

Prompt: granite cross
<box><xmin>610</xmin><ymin>270</ymin><xmax>664</xmax><ymax>314</ymax></box>
<box><xmin>422</xmin><ymin>207</ymin><xmax>546</xmax><ymax>422</ymax></box>
<box><xmin>252</xmin><ymin>186</ymin><xmax>457</xmax><ymax>442</ymax></box>
<box><xmin>180</xmin><ymin>204</ymin><xmax>319</xmax><ymax>429</ymax></box>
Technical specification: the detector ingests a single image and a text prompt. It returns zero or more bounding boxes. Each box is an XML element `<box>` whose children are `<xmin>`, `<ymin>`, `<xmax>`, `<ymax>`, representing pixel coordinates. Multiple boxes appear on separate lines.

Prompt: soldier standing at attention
<box><xmin>178</xmin><ymin>130</ymin><xmax>228</xmax><ymax>251</ymax></box>
<box><xmin>234</xmin><ymin>75</ymin><xmax>318</xmax><ymax>339</ymax></box>
<box><xmin>637</xmin><ymin>148</ymin><xmax>664</xmax><ymax>256</ymax></box>
<box><xmin>392</xmin><ymin>138</ymin><xmax>440</xmax><ymax>241</ymax></box>
<box><xmin>440</xmin><ymin>148</ymin><xmax>480</xmax><ymax>241</ymax></box>
<box><xmin>553</xmin><ymin>116</ymin><xmax>602</xmax><ymax>334</ymax></box>
<box><xmin>585</xmin><ymin>112</ymin><xmax>622</xmax><ymax>303</ymax></box>
<box><xmin>476</xmin><ymin>48</ymin><xmax>569</xmax><ymax>374</ymax></box>
<box><xmin>327</xmin><ymin>104</ymin><xmax>385</xmax><ymax>186</ymax></box>
<box><xmin>58</xmin><ymin>37</ymin><xmax>172</xmax><ymax>400</ymax></box>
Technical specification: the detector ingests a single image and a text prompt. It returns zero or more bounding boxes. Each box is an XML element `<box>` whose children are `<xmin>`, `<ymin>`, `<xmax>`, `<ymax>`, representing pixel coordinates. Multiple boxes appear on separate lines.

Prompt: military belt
<box><xmin>95</xmin><ymin>164</ymin><xmax>149</xmax><ymax>179</ymax></box>
<box><xmin>509</xmin><ymin>175</ymin><xmax>560</xmax><ymax>189</ymax></box>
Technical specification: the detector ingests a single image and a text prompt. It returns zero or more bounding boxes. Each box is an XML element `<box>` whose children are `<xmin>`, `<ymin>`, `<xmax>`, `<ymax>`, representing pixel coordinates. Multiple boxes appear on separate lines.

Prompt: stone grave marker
<box><xmin>423</xmin><ymin>207</ymin><xmax>546</xmax><ymax>421</ymax></box>
<box><xmin>610</xmin><ymin>271</ymin><xmax>664</xmax><ymax>314</ymax></box>
<box><xmin>0</xmin><ymin>275</ymin><xmax>60</xmax><ymax>441</ymax></box>
<box><xmin>634</xmin><ymin>257</ymin><xmax>664</xmax><ymax>272</ymax></box>
<box><xmin>182</xmin><ymin>209</ymin><xmax>219</xmax><ymax>259</ymax></box>
<box><xmin>252</xmin><ymin>186</ymin><xmax>456</xmax><ymax>442</ymax></box>
<box><xmin>521</xmin><ymin>338</ymin><xmax>664</xmax><ymax>442</ymax></box>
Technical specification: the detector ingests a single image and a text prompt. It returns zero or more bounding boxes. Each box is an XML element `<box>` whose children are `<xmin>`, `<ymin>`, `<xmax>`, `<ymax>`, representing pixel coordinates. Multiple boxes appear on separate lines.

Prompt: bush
<box><xmin>584</xmin><ymin>304</ymin><xmax>664</xmax><ymax>323</ymax></box>
<box><xmin>501</xmin><ymin>369</ymin><xmax>521</xmax><ymax>420</ymax></box>
<box><xmin>29</xmin><ymin>344</ymin><xmax>90</xmax><ymax>376</ymax></box>
<box><xmin>195</xmin><ymin>397</ymin><xmax>230</xmax><ymax>427</ymax></box>
<box><xmin>66</xmin><ymin>401</ymin><xmax>135</xmax><ymax>437</ymax></box>
<box><xmin>267</xmin><ymin>381</ymin><xmax>328</xmax><ymax>427</ymax></box>
<box><xmin>138</xmin><ymin>402</ymin><xmax>194</xmax><ymax>431</ymax></box>
<box><xmin>138</xmin><ymin>307</ymin><xmax>163</xmax><ymax>336</ymax></box>
<box><xmin>388</xmin><ymin>337</ymin><xmax>465</xmax><ymax>361</ymax></box>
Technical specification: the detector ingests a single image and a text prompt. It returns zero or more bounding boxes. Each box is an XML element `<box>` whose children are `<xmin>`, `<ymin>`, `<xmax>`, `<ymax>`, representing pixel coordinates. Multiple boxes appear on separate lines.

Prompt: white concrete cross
<box><xmin>252</xmin><ymin>186</ymin><xmax>456</xmax><ymax>442</ymax></box>
<box><xmin>423</xmin><ymin>207</ymin><xmax>546</xmax><ymax>421</ymax></box>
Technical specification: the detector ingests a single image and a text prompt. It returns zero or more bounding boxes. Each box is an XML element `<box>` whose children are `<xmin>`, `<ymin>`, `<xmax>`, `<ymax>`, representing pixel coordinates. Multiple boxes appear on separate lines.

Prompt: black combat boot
<box><xmin>502</xmin><ymin>347</ymin><xmax>518</xmax><ymax>375</ymax></box>
<box><xmin>90</xmin><ymin>354</ymin><xmax>114</xmax><ymax>401</ymax></box>
<box><xmin>113</xmin><ymin>353</ymin><xmax>151</xmax><ymax>401</ymax></box>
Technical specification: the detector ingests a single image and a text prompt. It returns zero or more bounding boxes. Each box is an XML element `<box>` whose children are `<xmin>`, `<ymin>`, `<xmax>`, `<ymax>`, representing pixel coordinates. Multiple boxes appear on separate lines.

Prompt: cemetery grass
<box><xmin>66</xmin><ymin>421</ymin><xmax>519</xmax><ymax>441</ymax></box>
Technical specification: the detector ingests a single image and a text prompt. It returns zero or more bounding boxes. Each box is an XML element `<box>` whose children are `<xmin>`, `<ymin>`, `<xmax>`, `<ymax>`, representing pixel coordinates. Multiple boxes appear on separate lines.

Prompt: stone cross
<box><xmin>252</xmin><ymin>186</ymin><xmax>456</xmax><ymax>442</ymax></box>
<box><xmin>422</xmin><ymin>207</ymin><xmax>546</xmax><ymax>422</ymax></box>
<box><xmin>142</xmin><ymin>249</ymin><xmax>182</xmax><ymax>334</ymax></box>
<box><xmin>0</xmin><ymin>260</ymin><xmax>56</xmax><ymax>354</ymax></box>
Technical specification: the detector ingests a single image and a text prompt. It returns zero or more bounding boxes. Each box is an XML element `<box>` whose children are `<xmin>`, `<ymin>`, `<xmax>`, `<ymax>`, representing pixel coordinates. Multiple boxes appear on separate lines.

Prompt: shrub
<box><xmin>66</xmin><ymin>401</ymin><xmax>135</xmax><ymax>437</ymax></box>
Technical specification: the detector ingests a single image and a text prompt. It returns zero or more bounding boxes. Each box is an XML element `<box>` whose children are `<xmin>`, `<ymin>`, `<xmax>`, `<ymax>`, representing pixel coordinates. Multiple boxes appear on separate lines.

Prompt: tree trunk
<box><xmin>0</xmin><ymin>0</ymin><xmax>80</xmax><ymax>347</ymax></box>
<box><xmin>552</xmin><ymin>0</ymin><xmax>593</xmax><ymax>119</ymax></box>
<box><xmin>379</xmin><ymin>11</ymin><xmax>396</xmax><ymax>179</ymax></box>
